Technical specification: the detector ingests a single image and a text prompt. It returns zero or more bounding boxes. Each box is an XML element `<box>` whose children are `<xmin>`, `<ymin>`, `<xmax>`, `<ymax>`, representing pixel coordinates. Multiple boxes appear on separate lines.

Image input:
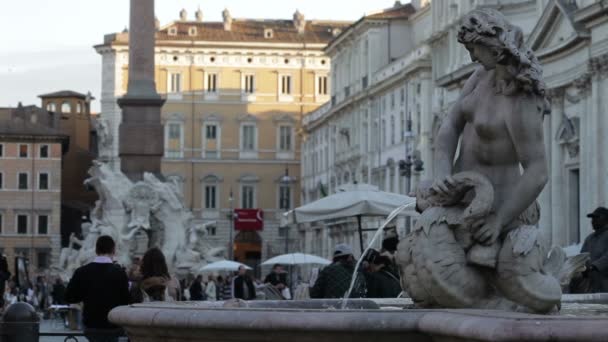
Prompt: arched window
<box><xmin>61</xmin><ymin>102</ymin><xmax>71</xmax><ymax>113</ymax></box>
<box><xmin>76</xmin><ymin>102</ymin><xmax>82</xmax><ymax>113</ymax></box>
<box><xmin>46</xmin><ymin>102</ymin><xmax>56</xmax><ymax>112</ymax></box>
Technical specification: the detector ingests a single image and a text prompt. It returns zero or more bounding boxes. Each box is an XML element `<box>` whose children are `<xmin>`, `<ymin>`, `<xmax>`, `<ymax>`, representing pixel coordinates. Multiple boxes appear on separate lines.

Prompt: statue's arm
<box><xmin>434</xmin><ymin>68</ymin><xmax>481</xmax><ymax>179</ymax></box>
<box><xmin>499</xmin><ymin>95</ymin><xmax>548</xmax><ymax>231</ymax></box>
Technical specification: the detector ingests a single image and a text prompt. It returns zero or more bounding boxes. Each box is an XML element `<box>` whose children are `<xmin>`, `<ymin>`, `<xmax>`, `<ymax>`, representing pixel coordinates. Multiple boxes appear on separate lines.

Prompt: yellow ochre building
<box><xmin>95</xmin><ymin>8</ymin><xmax>348</xmax><ymax>270</ymax></box>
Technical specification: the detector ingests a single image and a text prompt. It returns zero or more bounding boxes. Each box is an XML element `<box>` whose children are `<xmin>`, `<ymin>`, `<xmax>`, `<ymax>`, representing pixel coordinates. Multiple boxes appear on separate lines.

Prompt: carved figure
<box><xmin>95</xmin><ymin>119</ymin><xmax>113</xmax><ymax>158</ymax></box>
<box><xmin>397</xmin><ymin>9</ymin><xmax>585</xmax><ymax>313</ymax></box>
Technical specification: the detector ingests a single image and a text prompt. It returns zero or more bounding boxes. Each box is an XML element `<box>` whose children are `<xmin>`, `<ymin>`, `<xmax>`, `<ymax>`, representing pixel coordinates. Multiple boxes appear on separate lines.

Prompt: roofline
<box><xmin>94</xmin><ymin>40</ymin><xmax>329</xmax><ymax>53</ymax></box>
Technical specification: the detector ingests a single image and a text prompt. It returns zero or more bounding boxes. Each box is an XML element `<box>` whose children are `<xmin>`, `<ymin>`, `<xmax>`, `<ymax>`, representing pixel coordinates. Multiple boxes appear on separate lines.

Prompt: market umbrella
<box><xmin>261</xmin><ymin>253</ymin><xmax>331</xmax><ymax>266</ymax></box>
<box><xmin>281</xmin><ymin>183</ymin><xmax>418</xmax><ymax>253</ymax></box>
<box><xmin>198</xmin><ymin>260</ymin><xmax>251</xmax><ymax>273</ymax></box>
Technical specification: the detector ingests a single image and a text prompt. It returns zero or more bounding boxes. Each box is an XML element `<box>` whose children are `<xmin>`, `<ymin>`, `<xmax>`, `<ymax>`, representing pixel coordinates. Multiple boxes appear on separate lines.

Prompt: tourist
<box><xmin>571</xmin><ymin>207</ymin><xmax>608</xmax><ymax>293</ymax></box>
<box><xmin>189</xmin><ymin>275</ymin><xmax>205</xmax><ymax>300</ymax></box>
<box><xmin>365</xmin><ymin>255</ymin><xmax>401</xmax><ymax>298</ymax></box>
<box><xmin>310</xmin><ymin>243</ymin><xmax>366</xmax><ymax>299</ymax></box>
<box><xmin>205</xmin><ymin>275</ymin><xmax>217</xmax><ymax>301</ymax></box>
<box><xmin>51</xmin><ymin>277</ymin><xmax>66</xmax><ymax>305</ymax></box>
<box><xmin>217</xmin><ymin>276</ymin><xmax>232</xmax><ymax>300</ymax></box>
<box><xmin>0</xmin><ymin>254</ymin><xmax>10</xmax><ymax>309</ymax></box>
<box><xmin>264</xmin><ymin>264</ymin><xmax>288</xmax><ymax>293</ymax></box>
<box><xmin>130</xmin><ymin>247</ymin><xmax>180</xmax><ymax>302</ymax></box>
<box><xmin>233</xmin><ymin>266</ymin><xmax>256</xmax><ymax>300</ymax></box>
<box><xmin>65</xmin><ymin>235</ymin><xmax>129</xmax><ymax>342</ymax></box>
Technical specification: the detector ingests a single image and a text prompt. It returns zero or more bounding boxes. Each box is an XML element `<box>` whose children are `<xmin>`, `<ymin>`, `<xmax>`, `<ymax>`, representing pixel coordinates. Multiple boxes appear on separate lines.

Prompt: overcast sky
<box><xmin>0</xmin><ymin>0</ymin><xmax>399</xmax><ymax>112</ymax></box>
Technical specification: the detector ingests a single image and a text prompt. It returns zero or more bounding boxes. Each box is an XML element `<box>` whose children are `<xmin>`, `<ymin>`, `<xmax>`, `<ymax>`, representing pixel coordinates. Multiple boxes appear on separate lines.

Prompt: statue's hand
<box><xmin>430</xmin><ymin>175</ymin><xmax>457</xmax><ymax>196</ymax></box>
<box><xmin>473</xmin><ymin>214</ymin><xmax>502</xmax><ymax>245</ymax></box>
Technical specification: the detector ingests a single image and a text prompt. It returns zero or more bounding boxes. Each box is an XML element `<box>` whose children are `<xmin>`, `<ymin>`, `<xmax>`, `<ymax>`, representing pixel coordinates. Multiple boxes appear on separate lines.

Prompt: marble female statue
<box><xmin>397</xmin><ymin>9</ymin><xmax>584</xmax><ymax>313</ymax></box>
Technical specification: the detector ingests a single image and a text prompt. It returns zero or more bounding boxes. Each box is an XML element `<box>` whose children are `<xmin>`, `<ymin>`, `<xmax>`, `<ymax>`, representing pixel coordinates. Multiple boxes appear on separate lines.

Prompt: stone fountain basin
<box><xmin>109</xmin><ymin>299</ymin><xmax>608</xmax><ymax>342</ymax></box>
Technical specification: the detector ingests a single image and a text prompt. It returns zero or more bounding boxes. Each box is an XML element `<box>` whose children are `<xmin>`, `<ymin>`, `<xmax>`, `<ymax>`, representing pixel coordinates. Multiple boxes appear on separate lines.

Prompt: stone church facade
<box><xmin>300</xmin><ymin>0</ymin><xmax>608</xmax><ymax>258</ymax></box>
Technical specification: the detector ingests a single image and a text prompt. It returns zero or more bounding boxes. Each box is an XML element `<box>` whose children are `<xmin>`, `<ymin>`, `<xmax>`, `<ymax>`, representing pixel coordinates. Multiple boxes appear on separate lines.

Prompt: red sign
<box><xmin>234</xmin><ymin>209</ymin><xmax>264</xmax><ymax>231</ymax></box>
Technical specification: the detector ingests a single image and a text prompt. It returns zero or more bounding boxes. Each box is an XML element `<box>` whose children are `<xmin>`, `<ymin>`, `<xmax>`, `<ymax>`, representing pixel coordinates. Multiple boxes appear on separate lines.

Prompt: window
<box><xmin>166</xmin><ymin>123</ymin><xmax>183</xmax><ymax>158</ymax></box>
<box><xmin>279</xmin><ymin>185</ymin><xmax>291</xmax><ymax>210</ymax></box>
<box><xmin>0</xmin><ymin>213</ymin><xmax>3</xmax><ymax>234</ymax></box>
<box><xmin>76</xmin><ymin>102</ymin><xmax>82</xmax><ymax>113</ymax></box>
<box><xmin>206</xmin><ymin>125</ymin><xmax>217</xmax><ymax>139</ymax></box>
<box><xmin>37</xmin><ymin>215</ymin><xmax>48</xmax><ymax>234</ymax></box>
<box><xmin>400</xmin><ymin>87</ymin><xmax>405</xmax><ymax>104</ymax></box>
<box><xmin>244</xmin><ymin>74</ymin><xmax>255</xmax><ymax>94</ymax></box>
<box><xmin>19</xmin><ymin>144</ymin><xmax>28</xmax><ymax>158</ymax></box>
<box><xmin>0</xmin><ymin>173</ymin><xmax>3</xmax><ymax>189</ymax></box>
<box><xmin>207</xmin><ymin>226</ymin><xmax>216</xmax><ymax>236</ymax></box>
<box><xmin>317</xmin><ymin>75</ymin><xmax>328</xmax><ymax>95</ymax></box>
<box><xmin>391</xmin><ymin>92</ymin><xmax>395</xmax><ymax>109</ymax></box>
<box><xmin>170</xmin><ymin>73</ymin><xmax>182</xmax><ymax>93</ymax></box>
<box><xmin>39</xmin><ymin>173</ymin><xmax>49</xmax><ymax>190</ymax></box>
<box><xmin>18</xmin><ymin>173</ymin><xmax>28</xmax><ymax>190</ymax></box>
<box><xmin>280</xmin><ymin>75</ymin><xmax>292</xmax><ymax>95</ymax></box>
<box><xmin>39</xmin><ymin>145</ymin><xmax>49</xmax><ymax>158</ymax></box>
<box><xmin>46</xmin><ymin>102</ymin><xmax>56</xmax><ymax>111</ymax></box>
<box><xmin>241</xmin><ymin>125</ymin><xmax>255</xmax><ymax>151</ymax></box>
<box><xmin>17</xmin><ymin>215</ymin><xmax>28</xmax><ymax>234</ymax></box>
<box><xmin>61</xmin><ymin>102</ymin><xmax>71</xmax><ymax>113</ymax></box>
<box><xmin>204</xmin><ymin>185</ymin><xmax>217</xmax><ymax>209</ymax></box>
<box><xmin>0</xmin><ymin>144</ymin><xmax>3</xmax><ymax>157</ymax></box>
<box><xmin>37</xmin><ymin>250</ymin><xmax>50</xmax><ymax>269</ymax></box>
<box><xmin>241</xmin><ymin>185</ymin><xmax>255</xmax><ymax>209</ymax></box>
<box><xmin>279</xmin><ymin>126</ymin><xmax>292</xmax><ymax>151</ymax></box>
<box><xmin>207</xmin><ymin>73</ymin><xmax>218</xmax><ymax>93</ymax></box>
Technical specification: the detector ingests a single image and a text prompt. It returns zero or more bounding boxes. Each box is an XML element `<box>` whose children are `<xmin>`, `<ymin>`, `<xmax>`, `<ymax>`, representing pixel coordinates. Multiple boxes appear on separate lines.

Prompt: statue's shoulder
<box><xmin>461</xmin><ymin>66</ymin><xmax>487</xmax><ymax>97</ymax></box>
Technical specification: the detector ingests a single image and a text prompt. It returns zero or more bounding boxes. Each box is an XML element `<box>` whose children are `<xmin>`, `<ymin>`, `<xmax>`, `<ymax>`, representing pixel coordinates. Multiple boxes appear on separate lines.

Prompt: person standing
<box><xmin>233</xmin><ymin>266</ymin><xmax>256</xmax><ymax>300</ymax></box>
<box><xmin>130</xmin><ymin>247</ymin><xmax>180</xmax><ymax>303</ymax></box>
<box><xmin>310</xmin><ymin>243</ymin><xmax>366</xmax><ymax>299</ymax></box>
<box><xmin>571</xmin><ymin>207</ymin><xmax>608</xmax><ymax>293</ymax></box>
<box><xmin>0</xmin><ymin>254</ymin><xmax>10</xmax><ymax>309</ymax></box>
<box><xmin>205</xmin><ymin>276</ymin><xmax>217</xmax><ymax>301</ymax></box>
<box><xmin>365</xmin><ymin>255</ymin><xmax>402</xmax><ymax>298</ymax></box>
<box><xmin>264</xmin><ymin>264</ymin><xmax>288</xmax><ymax>292</ymax></box>
<box><xmin>65</xmin><ymin>236</ymin><xmax>130</xmax><ymax>342</ymax></box>
<box><xmin>189</xmin><ymin>275</ymin><xmax>204</xmax><ymax>300</ymax></box>
<box><xmin>51</xmin><ymin>278</ymin><xmax>66</xmax><ymax>305</ymax></box>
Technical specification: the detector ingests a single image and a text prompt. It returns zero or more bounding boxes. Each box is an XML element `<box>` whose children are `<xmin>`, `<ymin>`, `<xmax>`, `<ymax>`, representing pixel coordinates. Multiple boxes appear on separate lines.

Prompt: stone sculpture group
<box><xmin>396</xmin><ymin>9</ymin><xmax>586</xmax><ymax>314</ymax></box>
<box><xmin>55</xmin><ymin>161</ymin><xmax>224</xmax><ymax>279</ymax></box>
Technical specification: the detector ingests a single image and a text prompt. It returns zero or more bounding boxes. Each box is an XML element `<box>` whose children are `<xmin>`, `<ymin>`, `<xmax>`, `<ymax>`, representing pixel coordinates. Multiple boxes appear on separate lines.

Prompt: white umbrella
<box><xmin>198</xmin><ymin>260</ymin><xmax>251</xmax><ymax>273</ymax></box>
<box><xmin>281</xmin><ymin>183</ymin><xmax>418</xmax><ymax>252</ymax></box>
<box><xmin>261</xmin><ymin>253</ymin><xmax>331</xmax><ymax>266</ymax></box>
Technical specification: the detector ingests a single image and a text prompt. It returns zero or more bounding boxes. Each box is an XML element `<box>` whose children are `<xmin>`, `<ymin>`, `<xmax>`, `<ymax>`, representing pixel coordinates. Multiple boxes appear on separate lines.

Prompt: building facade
<box><xmin>0</xmin><ymin>112</ymin><xmax>67</xmax><ymax>275</ymax></box>
<box><xmin>95</xmin><ymin>9</ymin><xmax>349</xmax><ymax>270</ymax></box>
<box><xmin>300</xmin><ymin>0</ymin><xmax>608</xmax><ymax>259</ymax></box>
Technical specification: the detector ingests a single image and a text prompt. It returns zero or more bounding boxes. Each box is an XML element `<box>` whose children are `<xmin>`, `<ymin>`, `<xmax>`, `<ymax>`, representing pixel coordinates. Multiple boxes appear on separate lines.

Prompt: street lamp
<box><xmin>280</xmin><ymin>165</ymin><xmax>291</xmax><ymax>253</ymax></box>
<box><xmin>399</xmin><ymin>118</ymin><xmax>424</xmax><ymax>232</ymax></box>
<box><xmin>228</xmin><ymin>188</ymin><xmax>234</xmax><ymax>260</ymax></box>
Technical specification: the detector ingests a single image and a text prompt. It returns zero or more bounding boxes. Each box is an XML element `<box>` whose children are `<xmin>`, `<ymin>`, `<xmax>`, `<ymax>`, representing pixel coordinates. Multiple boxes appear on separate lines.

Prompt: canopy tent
<box><xmin>281</xmin><ymin>183</ymin><xmax>418</xmax><ymax>253</ymax></box>
<box><xmin>261</xmin><ymin>253</ymin><xmax>331</xmax><ymax>266</ymax></box>
<box><xmin>198</xmin><ymin>260</ymin><xmax>251</xmax><ymax>273</ymax></box>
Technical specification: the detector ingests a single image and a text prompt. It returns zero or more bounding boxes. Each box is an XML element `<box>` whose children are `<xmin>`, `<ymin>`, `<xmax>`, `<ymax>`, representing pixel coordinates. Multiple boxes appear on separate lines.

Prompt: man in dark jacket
<box><xmin>366</xmin><ymin>255</ymin><xmax>402</xmax><ymax>298</ymax></box>
<box><xmin>189</xmin><ymin>275</ymin><xmax>204</xmax><ymax>300</ymax></box>
<box><xmin>572</xmin><ymin>207</ymin><xmax>608</xmax><ymax>293</ymax></box>
<box><xmin>310</xmin><ymin>244</ymin><xmax>366</xmax><ymax>299</ymax></box>
<box><xmin>233</xmin><ymin>265</ymin><xmax>256</xmax><ymax>300</ymax></box>
<box><xmin>65</xmin><ymin>236</ymin><xmax>129</xmax><ymax>342</ymax></box>
<box><xmin>264</xmin><ymin>264</ymin><xmax>287</xmax><ymax>291</ymax></box>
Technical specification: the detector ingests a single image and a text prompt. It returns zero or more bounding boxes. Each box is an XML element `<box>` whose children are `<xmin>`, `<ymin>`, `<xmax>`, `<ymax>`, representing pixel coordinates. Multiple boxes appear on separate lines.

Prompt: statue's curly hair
<box><xmin>458</xmin><ymin>9</ymin><xmax>549</xmax><ymax>113</ymax></box>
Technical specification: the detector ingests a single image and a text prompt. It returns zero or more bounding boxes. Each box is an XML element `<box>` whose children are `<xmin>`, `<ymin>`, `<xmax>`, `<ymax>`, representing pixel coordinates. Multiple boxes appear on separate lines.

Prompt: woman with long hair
<box><xmin>130</xmin><ymin>247</ymin><xmax>180</xmax><ymax>303</ymax></box>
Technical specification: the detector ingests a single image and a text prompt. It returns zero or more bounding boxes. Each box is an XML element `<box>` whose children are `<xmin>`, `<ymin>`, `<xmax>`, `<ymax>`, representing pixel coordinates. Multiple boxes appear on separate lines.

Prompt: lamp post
<box><xmin>280</xmin><ymin>165</ymin><xmax>291</xmax><ymax>253</ymax></box>
<box><xmin>228</xmin><ymin>188</ymin><xmax>234</xmax><ymax>260</ymax></box>
<box><xmin>399</xmin><ymin>118</ymin><xmax>424</xmax><ymax>232</ymax></box>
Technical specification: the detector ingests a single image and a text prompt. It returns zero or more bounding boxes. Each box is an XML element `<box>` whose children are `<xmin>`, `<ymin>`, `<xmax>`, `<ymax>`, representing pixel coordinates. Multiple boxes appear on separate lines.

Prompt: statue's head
<box><xmin>458</xmin><ymin>9</ymin><xmax>547</xmax><ymax>99</ymax></box>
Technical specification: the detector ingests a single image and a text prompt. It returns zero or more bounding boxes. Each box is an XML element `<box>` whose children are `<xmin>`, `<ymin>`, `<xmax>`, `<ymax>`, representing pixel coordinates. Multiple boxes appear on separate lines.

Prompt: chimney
<box><xmin>179</xmin><ymin>8</ymin><xmax>187</xmax><ymax>21</ymax></box>
<box><xmin>293</xmin><ymin>10</ymin><xmax>305</xmax><ymax>34</ymax></box>
<box><xmin>222</xmin><ymin>8</ymin><xmax>232</xmax><ymax>31</ymax></box>
<box><xmin>195</xmin><ymin>8</ymin><xmax>203</xmax><ymax>22</ymax></box>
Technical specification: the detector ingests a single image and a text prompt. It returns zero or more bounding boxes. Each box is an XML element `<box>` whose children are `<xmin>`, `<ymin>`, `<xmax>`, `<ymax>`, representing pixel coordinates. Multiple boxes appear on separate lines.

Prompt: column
<box><xmin>117</xmin><ymin>0</ymin><xmax>165</xmax><ymax>180</ymax></box>
<box><xmin>549</xmin><ymin>88</ymin><xmax>565</xmax><ymax>246</ymax></box>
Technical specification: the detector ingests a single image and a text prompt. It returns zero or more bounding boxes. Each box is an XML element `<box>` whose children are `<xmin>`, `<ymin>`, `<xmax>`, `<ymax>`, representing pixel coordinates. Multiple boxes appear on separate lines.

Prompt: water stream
<box><xmin>340</xmin><ymin>202</ymin><xmax>417</xmax><ymax>309</ymax></box>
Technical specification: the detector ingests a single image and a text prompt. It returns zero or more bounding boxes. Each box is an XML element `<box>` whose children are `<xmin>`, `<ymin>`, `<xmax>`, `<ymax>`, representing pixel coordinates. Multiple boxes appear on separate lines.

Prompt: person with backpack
<box><xmin>130</xmin><ymin>247</ymin><xmax>180</xmax><ymax>303</ymax></box>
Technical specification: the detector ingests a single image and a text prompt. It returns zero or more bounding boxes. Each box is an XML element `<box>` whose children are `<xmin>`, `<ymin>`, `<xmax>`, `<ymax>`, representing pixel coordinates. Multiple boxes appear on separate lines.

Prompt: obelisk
<box><xmin>117</xmin><ymin>0</ymin><xmax>165</xmax><ymax>180</ymax></box>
